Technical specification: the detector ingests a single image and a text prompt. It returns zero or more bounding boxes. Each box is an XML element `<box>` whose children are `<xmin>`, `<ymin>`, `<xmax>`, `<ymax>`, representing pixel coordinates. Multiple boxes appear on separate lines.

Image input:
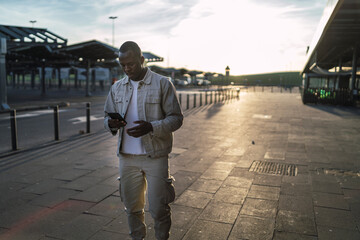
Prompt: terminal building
<box><xmin>301</xmin><ymin>0</ymin><xmax>360</xmax><ymax>105</ymax></box>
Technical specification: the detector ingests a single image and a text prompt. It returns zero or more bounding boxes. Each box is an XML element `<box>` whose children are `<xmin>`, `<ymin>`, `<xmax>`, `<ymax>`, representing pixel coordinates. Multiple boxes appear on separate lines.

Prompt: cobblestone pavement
<box><xmin>0</xmin><ymin>91</ymin><xmax>360</xmax><ymax>240</ymax></box>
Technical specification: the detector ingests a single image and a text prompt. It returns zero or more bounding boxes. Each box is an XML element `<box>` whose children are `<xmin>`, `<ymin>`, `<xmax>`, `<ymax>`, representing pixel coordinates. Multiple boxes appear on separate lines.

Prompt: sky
<box><xmin>0</xmin><ymin>0</ymin><xmax>328</xmax><ymax>75</ymax></box>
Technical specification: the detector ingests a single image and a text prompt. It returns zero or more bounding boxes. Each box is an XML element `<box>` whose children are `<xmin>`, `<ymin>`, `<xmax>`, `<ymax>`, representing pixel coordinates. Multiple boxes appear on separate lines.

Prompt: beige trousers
<box><xmin>118</xmin><ymin>154</ymin><xmax>175</xmax><ymax>240</ymax></box>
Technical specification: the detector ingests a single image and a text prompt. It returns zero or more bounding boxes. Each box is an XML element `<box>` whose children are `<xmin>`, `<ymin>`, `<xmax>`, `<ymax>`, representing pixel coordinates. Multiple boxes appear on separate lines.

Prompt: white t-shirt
<box><xmin>121</xmin><ymin>80</ymin><xmax>146</xmax><ymax>155</ymax></box>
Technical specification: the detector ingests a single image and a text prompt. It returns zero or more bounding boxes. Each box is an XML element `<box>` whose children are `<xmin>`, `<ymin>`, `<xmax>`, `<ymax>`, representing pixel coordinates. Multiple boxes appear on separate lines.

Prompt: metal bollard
<box><xmin>200</xmin><ymin>93</ymin><xmax>202</xmax><ymax>106</ymax></box>
<box><xmin>86</xmin><ymin>102</ymin><xmax>91</xmax><ymax>133</ymax></box>
<box><xmin>205</xmin><ymin>92</ymin><xmax>208</xmax><ymax>105</ymax></box>
<box><xmin>179</xmin><ymin>93</ymin><xmax>182</xmax><ymax>107</ymax></box>
<box><xmin>210</xmin><ymin>91</ymin><xmax>213</xmax><ymax>104</ymax></box>
<box><xmin>186</xmin><ymin>94</ymin><xmax>190</xmax><ymax>110</ymax></box>
<box><xmin>193</xmin><ymin>93</ymin><xmax>196</xmax><ymax>108</ymax></box>
<box><xmin>54</xmin><ymin>105</ymin><xmax>60</xmax><ymax>140</ymax></box>
<box><xmin>10</xmin><ymin>110</ymin><xmax>18</xmax><ymax>150</ymax></box>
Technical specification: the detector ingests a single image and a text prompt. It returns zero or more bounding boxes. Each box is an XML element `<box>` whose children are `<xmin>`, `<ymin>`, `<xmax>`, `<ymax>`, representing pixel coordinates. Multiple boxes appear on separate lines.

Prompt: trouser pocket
<box><xmin>163</xmin><ymin>176</ymin><xmax>175</xmax><ymax>204</ymax></box>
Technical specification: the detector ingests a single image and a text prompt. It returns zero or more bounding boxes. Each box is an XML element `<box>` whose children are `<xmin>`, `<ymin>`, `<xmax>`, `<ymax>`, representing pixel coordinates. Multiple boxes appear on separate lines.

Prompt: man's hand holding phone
<box><xmin>107</xmin><ymin>112</ymin><xmax>127</xmax><ymax>129</ymax></box>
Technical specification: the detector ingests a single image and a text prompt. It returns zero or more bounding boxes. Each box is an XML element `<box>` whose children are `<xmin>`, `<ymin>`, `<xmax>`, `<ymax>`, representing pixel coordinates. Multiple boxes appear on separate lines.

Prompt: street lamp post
<box><xmin>109</xmin><ymin>16</ymin><xmax>118</xmax><ymax>46</ymax></box>
<box><xmin>29</xmin><ymin>20</ymin><xmax>37</xmax><ymax>28</ymax></box>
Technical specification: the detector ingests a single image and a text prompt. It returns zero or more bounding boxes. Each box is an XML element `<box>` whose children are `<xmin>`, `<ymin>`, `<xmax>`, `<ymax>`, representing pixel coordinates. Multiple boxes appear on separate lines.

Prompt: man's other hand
<box><xmin>126</xmin><ymin>120</ymin><xmax>153</xmax><ymax>138</ymax></box>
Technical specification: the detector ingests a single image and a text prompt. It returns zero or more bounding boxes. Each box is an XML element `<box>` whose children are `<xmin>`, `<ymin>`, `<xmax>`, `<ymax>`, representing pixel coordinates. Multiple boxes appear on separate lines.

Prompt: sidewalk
<box><xmin>0</xmin><ymin>91</ymin><xmax>360</xmax><ymax>239</ymax></box>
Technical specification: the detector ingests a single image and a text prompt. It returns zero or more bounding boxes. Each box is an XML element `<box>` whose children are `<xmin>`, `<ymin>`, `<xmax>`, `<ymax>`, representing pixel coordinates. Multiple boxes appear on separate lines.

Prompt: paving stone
<box><xmin>47</xmin><ymin>213</ymin><xmax>112</xmax><ymax>240</ymax></box>
<box><xmin>99</xmin><ymin>174</ymin><xmax>120</xmax><ymax>187</ymax></box>
<box><xmin>208</xmin><ymin>161</ymin><xmax>236</xmax><ymax>171</ymax></box>
<box><xmin>343</xmin><ymin>189</ymin><xmax>360</xmax><ymax>204</ymax></box>
<box><xmin>279</xmin><ymin>195</ymin><xmax>313</xmax><ymax>214</ymax></box>
<box><xmin>29</xmin><ymin>188</ymin><xmax>79</xmax><ymax>208</ymax></box>
<box><xmin>312</xmin><ymin>192</ymin><xmax>349</xmax><ymax>210</ymax></box>
<box><xmin>276</xmin><ymin>209</ymin><xmax>317</xmax><ymax>235</ymax></box>
<box><xmin>71</xmin><ymin>184</ymin><xmax>116</xmax><ymax>203</ymax></box>
<box><xmin>310</xmin><ymin>172</ymin><xmax>338</xmax><ymax>183</ymax></box>
<box><xmin>182</xmin><ymin>219</ymin><xmax>232</xmax><ymax>240</ymax></box>
<box><xmin>52</xmin><ymin>199</ymin><xmax>95</xmax><ymax>213</ymax></box>
<box><xmin>0</xmin><ymin>204</ymin><xmax>46</xmax><ymax>228</ymax></box>
<box><xmin>86</xmin><ymin>166</ymin><xmax>119</xmax><ymax>179</ymax></box>
<box><xmin>103</xmin><ymin>212</ymin><xmax>129</xmax><ymax>234</ymax></box>
<box><xmin>61</xmin><ymin>175</ymin><xmax>104</xmax><ymax>191</ymax></box>
<box><xmin>21</xmin><ymin>179</ymin><xmax>66</xmax><ymax>195</ymax></box>
<box><xmin>214</xmin><ymin>186</ymin><xmax>248</xmax><ymax>204</ymax></box>
<box><xmin>264</xmin><ymin>151</ymin><xmax>285</xmax><ymax>160</ymax></box>
<box><xmin>222</xmin><ymin>176</ymin><xmax>253</xmax><ymax>189</ymax></box>
<box><xmin>229</xmin><ymin>167</ymin><xmax>255</xmax><ymax>178</ymax></box>
<box><xmin>188</xmin><ymin>178</ymin><xmax>222</xmax><ymax>193</ymax></box>
<box><xmin>282</xmin><ymin>173</ymin><xmax>310</xmax><ymax>184</ymax></box>
<box><xmin>199</xmin><ymin>200</ymin><xmax>241</xmax><ymax>224</ymax></box>
<box><xmin>317</xmin><ymin>225</ymin><xmax>360</xmax><ymax>240</ymax></box>
<box><xmin>173</xmin><ymin>170</ymin><xmax>201</xmax><ymax>197</ymax></box>
<box><xmin>235</xmin><ymin>159</ymin><xmax>254</xmax><ymax>168</ymax></box>
<box><xmin>338</xmin><ymin>176</ymin><xmax>360</xmax><ymax>190</ymax></box>
<box><xmin>240</xmin><ymin>198</ymin><xmax>277</xmax><ymax>218</ymax></box>
<box><xmin>171</xmin><ymin>204</ymin><xmax>202</xmax><ymax>230</ymax></box>
<box><xmin>52</xmin><ymin>168</ymin><xmax>91</xmax><ymax>181</ymax></box>
<box><xmin>174</xmin><ymin>190</ymin><xmax>213</xmax><ymax>209</ymax></box>
<box><xmin>224</xmin><ymin>147</ymin><xmax>245</xmax><ymax>156</ymax></box>
<box><xmin>200</xmin><ymin>168</ymin><xmax>231</xmax><ymax>181</ymax></box>
<box><xmin>311</xmin><ymin>180</ymin><xmax>343</xmax><ymax>194</ymax></box>
<box><xmin>0</xmin><ymin>190</ymin><xmax>38</xmax><ymax>212</ymax></box>
<box><xmin>86</xmin><ymin>195</ymin><xmax>124</xmax><ymax>218</ymax></box>
<box><xmin>281</xmin><ymin>182</ymin><xmax>312</xmax><ymax>196</ymax></box>
<box><xmin>88</xmin><ymin>230</ymin><xmax>131</xmax><ymax>240</ymax></box>
<box><xmin>253</xmin><ymin>174</ymin><xmax>282</xmax><ymax>187</ymax></box>
<box><xmin>273</xmin><ymin>231</ymin><xmax>318</xmax><ymax>240</ymax></box>
<box><xmin>0</xmin><ymin>208</ymin><xmax>79</xmax><ymax>240</ymax></box>
<box><xmin>229</xmin><ymin>215</ymin><xmax>275</xmax><ymax>240</ymax></box>
<box><xmin>248</xmin><ymin>185</ymin><xmax>280</xmax><ymax>200</ymax></box>
<box><xmin>314</xmin><ymin>206</ymin><xmax>358</xmax><ymax>230</ymax></box>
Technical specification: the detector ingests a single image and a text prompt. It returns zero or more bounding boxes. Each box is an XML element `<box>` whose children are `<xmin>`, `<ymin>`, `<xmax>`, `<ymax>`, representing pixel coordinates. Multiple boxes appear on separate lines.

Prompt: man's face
<box><xmin>119</xmin><ymin>50</ymin><xmax>144</xmax><ymax>81</ymax></box>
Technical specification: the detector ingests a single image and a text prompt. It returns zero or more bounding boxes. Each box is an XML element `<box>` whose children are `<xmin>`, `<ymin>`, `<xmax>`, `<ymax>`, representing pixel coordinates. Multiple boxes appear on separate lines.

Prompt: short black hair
<box><xmin>119</xmin><ymin>41</ymin><xmax>142</xmax><ymax>58</ymax></box>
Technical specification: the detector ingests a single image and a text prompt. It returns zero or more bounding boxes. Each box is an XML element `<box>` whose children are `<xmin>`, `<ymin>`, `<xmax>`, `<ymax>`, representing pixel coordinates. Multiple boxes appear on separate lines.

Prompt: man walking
<box><xmin>104</xmin><ymin>41</ymin><xmax>183</xmax><ymax>240</ymax></box>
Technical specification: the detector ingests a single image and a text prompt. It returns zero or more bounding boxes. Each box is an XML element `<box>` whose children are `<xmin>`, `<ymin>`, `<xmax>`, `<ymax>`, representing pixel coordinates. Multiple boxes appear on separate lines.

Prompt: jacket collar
<box><xmin>122</xmin><ymin>67</ymin><xmax>151</xmax><ymax>85</ymax></box>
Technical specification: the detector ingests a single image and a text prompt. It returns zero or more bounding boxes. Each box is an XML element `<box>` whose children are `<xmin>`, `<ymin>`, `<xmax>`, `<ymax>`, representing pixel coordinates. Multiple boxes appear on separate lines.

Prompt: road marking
<box><xmin>252</xmin><ymin>114</ymin><xmax>272</xmax><ymax>119</ymax></box>
<box><xmin>0</xmin><ymin>109</ymin><xmax>67</xmax><ymax>120</ymax></box>
<box><xmin>68</xmin><ymin>115</ymin><xmax>103</xmax><ymax>124</ymax></box>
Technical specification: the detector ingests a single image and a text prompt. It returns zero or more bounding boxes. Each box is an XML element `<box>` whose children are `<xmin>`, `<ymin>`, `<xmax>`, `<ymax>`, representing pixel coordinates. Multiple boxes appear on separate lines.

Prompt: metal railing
<box><xmin>177</xmin><ymin>88</ymin><xmax>240</xmax><ymax>111</ymax></box>
<box><xmin>1</xmin><ymin>102</ymin><xmax>91</xmax><ymax>151</ymax></box>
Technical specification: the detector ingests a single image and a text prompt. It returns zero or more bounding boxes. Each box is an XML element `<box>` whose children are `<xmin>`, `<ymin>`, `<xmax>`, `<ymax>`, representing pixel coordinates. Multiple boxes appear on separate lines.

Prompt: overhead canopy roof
<box><xmin>0</xmin><ymin>24</ymin><xmax>67</xmax><ymax>49</ymax></box>
<box><xmin>57</xmin><ymin>40</ymin><xmax>163</xmax><ymax>63</ymax></box>
<box><xmin>302</xmin><ymin>0</ymin><xmax>360</xmax><ymax>74</ymax></box>
<box><xmin>1</xmin><ymin>24</ymin><xmax>163</xmax><ymax>69</ymax></box>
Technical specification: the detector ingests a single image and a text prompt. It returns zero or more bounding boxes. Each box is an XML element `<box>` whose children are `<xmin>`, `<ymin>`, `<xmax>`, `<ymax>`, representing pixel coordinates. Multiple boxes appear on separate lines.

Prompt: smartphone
<box><xmin>107</xmin><ymin>112</ymin><xmax>127</xmax><ymax>124</ymax></box>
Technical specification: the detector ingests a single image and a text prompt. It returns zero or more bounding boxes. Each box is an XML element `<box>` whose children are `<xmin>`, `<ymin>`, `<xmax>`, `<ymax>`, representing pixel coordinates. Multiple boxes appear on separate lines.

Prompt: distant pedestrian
<box><xmin>104</xmin><ymin>41</ymin><xmax>183</xmax><ymax>240</ymax></box>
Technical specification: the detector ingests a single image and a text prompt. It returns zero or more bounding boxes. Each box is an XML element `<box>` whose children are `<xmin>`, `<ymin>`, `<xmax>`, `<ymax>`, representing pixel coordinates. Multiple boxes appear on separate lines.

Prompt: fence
<box><xmin>300</xmin><ymin>87</ymin><xmax>356</xmax><ymax>105</ymax></box>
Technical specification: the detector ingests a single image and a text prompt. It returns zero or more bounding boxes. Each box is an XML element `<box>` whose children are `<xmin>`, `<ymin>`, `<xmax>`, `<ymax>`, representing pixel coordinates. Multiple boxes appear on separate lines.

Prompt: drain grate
<box><xmin>249</xmin><ymin>161</ymin><xmax>297</xmax><ymax>176</ymax></box>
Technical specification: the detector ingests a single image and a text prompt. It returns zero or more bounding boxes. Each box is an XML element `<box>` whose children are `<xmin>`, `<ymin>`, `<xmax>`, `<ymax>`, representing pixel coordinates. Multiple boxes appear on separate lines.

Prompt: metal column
<box><xmin>0</xmin><ymin>38</ymin><xmax>9</xmax><ymax>110</ymax></box>
<box><xmin>350</xmin><ymin>47</ymin><xmax>357</xmax><ymax>93</ymax></box>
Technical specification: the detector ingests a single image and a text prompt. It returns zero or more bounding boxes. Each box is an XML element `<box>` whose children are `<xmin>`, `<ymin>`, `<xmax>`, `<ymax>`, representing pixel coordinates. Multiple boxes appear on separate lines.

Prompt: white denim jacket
<box><xmin>104</xmin><ymin>68</ymin><xmax>183</xmax><ymax>158</ymax></box>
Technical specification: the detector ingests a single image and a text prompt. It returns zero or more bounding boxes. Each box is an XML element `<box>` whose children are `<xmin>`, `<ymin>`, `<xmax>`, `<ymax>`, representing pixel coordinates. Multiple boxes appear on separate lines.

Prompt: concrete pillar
<box><xmin>0</xmin><ymin>38</ymin><xmax>10</xmax><ymax>110</ymax></box>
